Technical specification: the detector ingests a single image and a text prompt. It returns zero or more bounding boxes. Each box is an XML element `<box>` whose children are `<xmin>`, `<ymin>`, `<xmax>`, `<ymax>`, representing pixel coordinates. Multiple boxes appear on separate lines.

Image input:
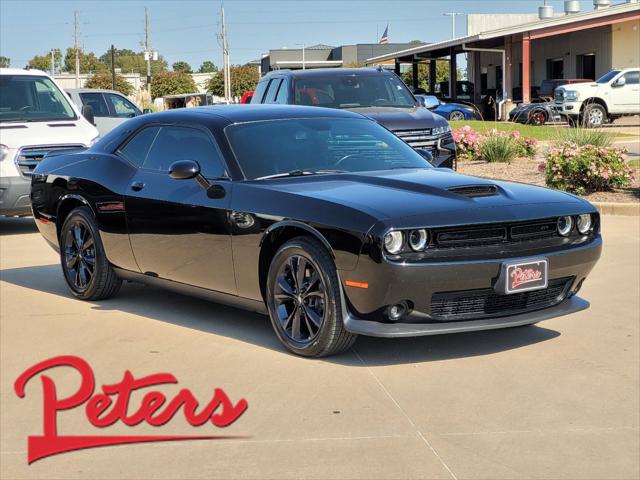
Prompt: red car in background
<box><xmin>240</xmin><ymin>91</ymin><xmax>254</xmax><ymax>104</ymax></box>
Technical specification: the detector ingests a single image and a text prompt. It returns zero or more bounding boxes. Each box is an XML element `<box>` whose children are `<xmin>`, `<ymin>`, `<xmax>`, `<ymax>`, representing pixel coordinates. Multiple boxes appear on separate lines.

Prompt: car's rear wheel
<box><xmin>449</xmin><ymin>110</ymin><xmax>465</xmax><ymax>121</ymax></box>
<box><xmin>266</xmin><ymin>236</ymin><xmax>357</xmax><ymax>357</ymax></box>
<box><xmin>60</xmin><ymin>207</ymin><xmax>122</xmax><ymax>300</ymax></box>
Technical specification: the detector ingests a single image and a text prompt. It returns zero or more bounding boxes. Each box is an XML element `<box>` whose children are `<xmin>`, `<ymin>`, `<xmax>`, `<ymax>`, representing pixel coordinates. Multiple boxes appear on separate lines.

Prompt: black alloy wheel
<box><xmin>60</xmin><ymin>207</ymin><xmax>122</xmax><ymax>300</ymax></box>
<box><xmin>530</xmin><ymin>110</ymin><xmax>547</xmax><ymax>126</ymax></box>
<box><xmin>266</xmin><ymin>237</ymin><xmax>357</xmax><ymax>357</ymax></box>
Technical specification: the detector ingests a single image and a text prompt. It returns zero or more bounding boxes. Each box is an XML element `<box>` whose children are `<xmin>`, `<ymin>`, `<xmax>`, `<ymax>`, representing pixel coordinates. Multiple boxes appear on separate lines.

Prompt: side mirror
<box><xmin>415</xmin><ymin>148</ymin><xmax>434</xmax><ymax>164</ymax></box>
<box><xmin>81</xmin><ymin>105</ymin><xmax>95</xmax><ymax>125</ymax></box>
<box><xmin>142</xmin><ymin>108</ymin><xmax>153</xmax><ymax>114</ymax></box>
<box><xmin>169</xmin><ymin>160</ymin><xmax>200</xmax><ymax>180</ymax></box>
<box><xmin>613</xmin><ymin>76</ymin><xmax>626</xmax><ymax>87</ymax></box>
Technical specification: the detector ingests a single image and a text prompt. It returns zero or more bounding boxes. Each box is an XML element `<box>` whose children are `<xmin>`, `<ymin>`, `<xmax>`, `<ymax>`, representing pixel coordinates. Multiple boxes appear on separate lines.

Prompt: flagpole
<box><xmin>376</xmin><ymin>24</ymin><xmax>379</xmax><ymax>44</ymax></box>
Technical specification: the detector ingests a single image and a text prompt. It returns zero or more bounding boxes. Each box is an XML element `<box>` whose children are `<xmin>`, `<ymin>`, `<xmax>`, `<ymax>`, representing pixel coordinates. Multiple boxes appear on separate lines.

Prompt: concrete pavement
<box><xmin>1</xmin><ymin>215</ymin><xmax>638</xmax><ymax>479</ymax></box>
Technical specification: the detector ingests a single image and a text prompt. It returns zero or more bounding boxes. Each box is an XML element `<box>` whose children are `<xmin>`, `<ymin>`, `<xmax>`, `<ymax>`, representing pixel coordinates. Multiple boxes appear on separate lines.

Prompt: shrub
<box><xmin>452</xmin><ymin>126</ymin><xmax>537</xmax><ymax>162</ymax></box>
<box><xmin>540</xmin><ymin>142</ymin><xmax>633</xmax><ymax>194</ymax></box>
<box><xmin>552</xmin><ymin>127</ymin><xmax>613</xmax><ymax>148</ymax></box>
<box><xmin>85</xmin><ymin>72</ymin><xmax>133</xmax><ymax>96</ymax></box>
<box><xmin>150</xmin><ymin>71</ymin><xmax>197</xmax><ymax>99</ymax></box>
<box><xmin>478</xmin><ymin>134</ymin><xmax>521</xmax><ymax>163</ymax></box>
<box><xmin>451</xmin><ymin>125</ymin><xmax>483</xmax><ymax>161</ymax></box>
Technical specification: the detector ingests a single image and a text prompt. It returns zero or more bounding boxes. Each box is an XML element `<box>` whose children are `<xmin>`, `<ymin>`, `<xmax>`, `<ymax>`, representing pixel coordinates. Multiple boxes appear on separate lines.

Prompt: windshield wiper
<box><xmin>254</xmin><ymin>169</ymin><xmax>347</xmax><ymax>180</ymax></box>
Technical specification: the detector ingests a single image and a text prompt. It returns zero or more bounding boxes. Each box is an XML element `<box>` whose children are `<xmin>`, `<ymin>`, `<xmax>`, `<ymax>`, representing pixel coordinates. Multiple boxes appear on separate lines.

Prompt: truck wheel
<box><xmin>583</xmin><ymin>104</ymin><xmax>606</xmax><ymax>128</ymax></box>
<box><xmin>60</xmin><ymin>207</ymin><xmax>122</xmax><ymax>300</ymax></box>
<box><xmin>266</xmin><ymin>236</ymin><xmax>357</xmax><ymax>357</ymax></box>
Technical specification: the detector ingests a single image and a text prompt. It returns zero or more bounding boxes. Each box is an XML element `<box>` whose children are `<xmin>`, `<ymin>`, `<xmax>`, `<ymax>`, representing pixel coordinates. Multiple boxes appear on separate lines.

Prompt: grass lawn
<box><xmin>449</xmin><ymin>120</ymin><xmax>628</xmax><ymax>142</ymax></box>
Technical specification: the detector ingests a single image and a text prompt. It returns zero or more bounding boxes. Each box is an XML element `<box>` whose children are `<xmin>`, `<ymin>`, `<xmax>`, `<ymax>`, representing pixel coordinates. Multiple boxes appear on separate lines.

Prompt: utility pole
<box><xmin>50</xmin><ymin>49</ymin><xmax>55</xmax><ymax>76</ymax></box>
<box><xmin>74</xmin><ymin>11</ymin><xmax>80</xmax><ymax>87</ymax></box>
<box><xmin>217</xmin><ymin>3</ymin><xmax>230</xmax><ymax>101</ymax></box>
<box><xmin>144</xmin><ymin>7</ymin><xmax>151</xmax><ymax>97</ymax></box>
<box><xmin>443</xmin><ymin>12</ymin><xmax>464</xmax><ymax>39</ymax></box>
<box><xmin>111</xmin><ymin>45</ymin><xmax>116</xmax><ymax>90</ymax></box>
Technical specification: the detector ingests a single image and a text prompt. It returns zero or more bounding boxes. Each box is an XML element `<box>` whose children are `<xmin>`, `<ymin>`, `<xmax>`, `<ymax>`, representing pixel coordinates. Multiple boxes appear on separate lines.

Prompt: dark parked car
<box><xmin>416</xmin><ymin>94</ymin><xmax>479</xmax><ymax>121</ymax></box>
<box><xmin>31</xmin><ymin>105</ymin><xmax>602</xmax><ymax>357</ymax></box>
<box><xmin>250</xmin><ymin>68</ymin><xmax>456</xmax><ymax>169</ymax></box>
<box><xmin>508</xmin><ymin>101</ymin><xmax>562</xmax><ymax>125</ymax></box>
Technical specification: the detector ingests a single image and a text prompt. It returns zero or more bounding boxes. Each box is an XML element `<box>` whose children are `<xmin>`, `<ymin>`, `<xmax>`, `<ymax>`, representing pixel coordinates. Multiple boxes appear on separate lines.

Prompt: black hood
<box><xmin>346</xmin><ymin>106</ymin><xmax>442</xmax><ymax>131</ymax></box>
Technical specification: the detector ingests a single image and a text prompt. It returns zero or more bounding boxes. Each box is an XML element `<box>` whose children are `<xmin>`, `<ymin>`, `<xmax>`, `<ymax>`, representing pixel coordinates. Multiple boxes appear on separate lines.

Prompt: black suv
<box><xmin>250</xmin><ymin>68</ymin><xmax>456</xmax><ymax>168</ymax></box>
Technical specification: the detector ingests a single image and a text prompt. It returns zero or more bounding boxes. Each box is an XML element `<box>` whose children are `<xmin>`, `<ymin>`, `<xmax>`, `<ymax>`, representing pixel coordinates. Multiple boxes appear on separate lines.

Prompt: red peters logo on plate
<box><xmin>14</xmin><ymin>355</ymin><xmax>249</xmax><ymax>463</ymax></box>
<box><xmin>510</xmin><ymin>266</ymin><xmax>543</xmax><ymax>288</ymax></box>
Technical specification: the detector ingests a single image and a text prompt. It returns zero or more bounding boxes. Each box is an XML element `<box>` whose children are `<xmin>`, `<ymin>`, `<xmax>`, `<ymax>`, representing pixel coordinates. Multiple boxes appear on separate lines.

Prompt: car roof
<box><xmin>66</xmin><ymin>88</ymin><xmax>124</xmax><ymax>94</ymax></box>
<box><xmin>263</xmin><ymin>67</ymin><xmax>394</xmax><ymax>79</ymax></box>
<box><xmin>0</xmin><ymin>68</ymin><xmax>52</xmax><ymax>77</ymax></box>
<box><xmin>142</xmin><ymin>104</ymin><xmax>366</xmax><ymax>125</ymax></box>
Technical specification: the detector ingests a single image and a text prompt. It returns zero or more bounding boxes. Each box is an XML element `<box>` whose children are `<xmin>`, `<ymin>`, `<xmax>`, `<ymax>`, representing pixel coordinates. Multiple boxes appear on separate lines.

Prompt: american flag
<box><xmin>379</xmin><ymin>25</ymin><xmax>389</xmax><ymax>44</ymax></box>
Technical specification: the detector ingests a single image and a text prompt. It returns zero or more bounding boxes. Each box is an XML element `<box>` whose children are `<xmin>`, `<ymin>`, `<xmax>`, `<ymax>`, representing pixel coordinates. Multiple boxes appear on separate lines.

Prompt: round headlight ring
<box><xmin>577</xmin><ymin>214</ymin><xmax>592</xmax><ymax>234</ymax></box>
<box><xmin>384</xmin><ymin>231</ymin><xmax>404</xmax><ymax>254</ymax></box>
<box><xmin>557</xmin><ymin>216</ymin><xmax>574</xmax><ymax>236</ymax></box>
<box><xmin>408</xmin><ymin>229</ymin><xmax>429</xmax><ymax>251</ymax></box>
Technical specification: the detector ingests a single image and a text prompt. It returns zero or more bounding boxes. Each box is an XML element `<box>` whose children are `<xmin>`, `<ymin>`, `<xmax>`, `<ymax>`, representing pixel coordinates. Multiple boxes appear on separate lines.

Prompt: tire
<box><xmin>529</xmin><ymin>110</ymin><xmax>547</xmax><ymax>126</ymax></box>
<box><xmin>449</xmin><ymin>110</ymin><xmax>465</xmax><ymax>121</ymax></box>
<box><xmin>583</xmin><ymin>104</ymin><xmax>606</xmax><ymax>128</ymax></box>
<box><xmin>265</xmin><ymin>236</ymin><xmax>357</xmax><ymax>357</ymax></box>
<box><xmin>59</xmin><ymin>207</ymin><xmax>122</xmax><ymax>300</ymax></box>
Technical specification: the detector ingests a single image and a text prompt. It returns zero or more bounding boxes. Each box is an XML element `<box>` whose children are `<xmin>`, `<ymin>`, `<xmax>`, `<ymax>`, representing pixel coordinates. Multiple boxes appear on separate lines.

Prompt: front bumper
<box><xmin>340</xmin><ymin>237</ymin><xmax>601</xmax><ymax>337</ymax></box>
<box><xmin>0</xmin><ymin>176</ymin><xmax>32</xmax><ymax>216</ymax></box>
<box><xmin>554</xmin><ymin>101</ymin><xmax>581</xmax><ymax>117</ymax></box>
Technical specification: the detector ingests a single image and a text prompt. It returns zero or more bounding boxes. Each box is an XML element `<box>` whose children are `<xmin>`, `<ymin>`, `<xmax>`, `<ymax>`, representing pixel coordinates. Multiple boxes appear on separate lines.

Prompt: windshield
<box><xmin>226</xmin><ymin>117</ymin><xmax>432</xmax><ymax>180</ymax></box>
<box><xmin>0</xmin><ymin>75</ymin><xmax>77</xmax><ymax>123</ymax></box>
<box><xmin>293</xmin><ymin>74</ymin><xmax>416</xmax><ymax>109</ymax></box>
<box><xmin>596</xmin><ymin>70</ymin><xmax>621</xmax><ymax>84</ymax></box>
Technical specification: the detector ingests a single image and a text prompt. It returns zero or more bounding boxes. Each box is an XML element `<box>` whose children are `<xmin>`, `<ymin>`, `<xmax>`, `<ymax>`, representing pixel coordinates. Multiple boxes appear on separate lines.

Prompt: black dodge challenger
<box><xmin>30</xmin><ymin>105</ymin><xmax>602</xmax><ymax>357</ymax></box>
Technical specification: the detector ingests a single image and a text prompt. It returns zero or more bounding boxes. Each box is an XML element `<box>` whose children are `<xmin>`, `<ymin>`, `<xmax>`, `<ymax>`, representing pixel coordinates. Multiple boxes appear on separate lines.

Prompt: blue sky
<box><xmin>2</xmin><ymin>0</ymin><xmax>573</xmax><ymax>70</ymax></box>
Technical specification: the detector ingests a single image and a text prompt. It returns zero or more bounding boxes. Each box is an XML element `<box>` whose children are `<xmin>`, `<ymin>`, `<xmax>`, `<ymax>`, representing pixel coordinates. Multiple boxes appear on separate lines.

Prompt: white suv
<box><xmin>554</xmin><ymin>68</ymin><xmax>640</xmax><ymax>127</ymax></box>
<box><xmin>0</xmin><ymin>69</ymin><xmax>99</xmax><ymax>216</ymax></box>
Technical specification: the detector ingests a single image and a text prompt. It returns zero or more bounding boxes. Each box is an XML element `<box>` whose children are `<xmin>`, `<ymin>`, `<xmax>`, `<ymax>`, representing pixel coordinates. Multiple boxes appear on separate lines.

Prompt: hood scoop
<box><xmin>447</xmin><ymin>185</ymin><xmax>498</xmax><ymax>198</ymax></box>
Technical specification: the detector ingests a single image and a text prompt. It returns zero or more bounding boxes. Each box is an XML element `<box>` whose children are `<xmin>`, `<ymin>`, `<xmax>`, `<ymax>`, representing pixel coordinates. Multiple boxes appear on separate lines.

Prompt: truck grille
<box><xmin>432</xmin><ymin>218</ymin><xmax>559</xmax><ymax>248</ymax></box>
<box><xmin>430</xmin><ymin>277</ymin><xmax>573</xmax><ymax>321</ymax></box>
<box><xmin>16</xmin><ymin>145</ymin><xmax>84</xmax><ymax>176</ymax></box>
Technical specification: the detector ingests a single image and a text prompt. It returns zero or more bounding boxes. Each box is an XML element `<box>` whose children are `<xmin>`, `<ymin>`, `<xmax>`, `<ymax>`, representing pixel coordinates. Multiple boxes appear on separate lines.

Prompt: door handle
<box><xmin>130</xmin><ymin>181</ymin><xmax>145</xmax><ymax>192</ymax></box>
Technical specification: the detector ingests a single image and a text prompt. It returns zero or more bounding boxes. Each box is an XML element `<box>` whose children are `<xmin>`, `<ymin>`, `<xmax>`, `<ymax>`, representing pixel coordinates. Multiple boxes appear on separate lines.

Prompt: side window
<box><xmin>251</xmin><ymin>79</ymin><xmax>269</xmax><ymax>104</ymax></box>
<box><xmin>79</xmin><ymin>92</ymin><xmax>110</xmax><ymax>117</ymax></box>
<box><xmin>623</xmin><ymin>71</ymin><xmax>639</xmax><ymax>85</ymax></box>
<box><xmin>144</xmin><ymin>126</ymin><xmax>226</xmax><ymax>178</ymax></box>
<box><xmin>274</xmin><ymin>78</ymin><xmax>289</xmax><ymax>104</ymax></box>
<box><xmin>118</xmin><ymin>126</ymin><xmax>161</xmax><ymax>167</ymax></box>
<box><xmin>106</xmin><ymin>93</ymin><xmax>140</xmax><ymax>118</ymax></box>
<box><xmin>263</xmin><ymin>79</ymin><xmax>282</xmax><ymax>104</ymax></box>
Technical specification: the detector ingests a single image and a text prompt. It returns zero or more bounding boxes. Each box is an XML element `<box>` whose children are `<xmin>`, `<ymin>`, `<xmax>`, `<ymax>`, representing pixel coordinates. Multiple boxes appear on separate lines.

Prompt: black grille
<box><xmin>430</xmin><ymin>277</ymin><xmax>572</xmax><ymax>321</ymax></box>
<box><xmin>394</xmin><ymin>128</ymin><xmax>436</xmax><ymax>149</ymax></box>
<box><xmin>16</xmin><ymin>145</ymin><xmax>83</xmax><ymax>176</ymax></box>
<box><xmin>448</xmin><ymin>185</ymin><xmax>498</xmax><ymax>198</ymax></box>
<box><xmin>436</xmin><ymin>226</ymin><xmax>507</xmax><ymax>247</ymax></box>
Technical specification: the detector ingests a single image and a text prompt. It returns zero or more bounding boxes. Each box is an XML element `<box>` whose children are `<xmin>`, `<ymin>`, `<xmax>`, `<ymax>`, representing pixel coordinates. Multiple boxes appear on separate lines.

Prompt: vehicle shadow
<box><xmin>1</xmin><ymin>264</ymin><xmax>561</xmax><ymax>366</ymax></box>
<box><xmin>0</xmin><ymin>217</ymin><xmax>37</xmax><ymax>236</ymax></box>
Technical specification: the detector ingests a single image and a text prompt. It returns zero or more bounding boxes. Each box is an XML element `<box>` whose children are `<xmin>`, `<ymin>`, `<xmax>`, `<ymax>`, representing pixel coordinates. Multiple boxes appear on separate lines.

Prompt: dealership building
<box><xmin>259</xmin><ymin>43</ymin><xmax>424</xmax><ymax>74</ymax></box>
<box><xmin>366</xmin><ymin>0</ymin><xmax>639</xmax><ymax>107</ymax></box>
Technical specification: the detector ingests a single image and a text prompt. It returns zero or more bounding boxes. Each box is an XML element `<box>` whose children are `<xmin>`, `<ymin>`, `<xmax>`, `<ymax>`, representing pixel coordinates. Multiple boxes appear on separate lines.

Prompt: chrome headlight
<box><xmin>408</xmin><ymin>229</ymin><xmax>429</xmax><ymax>251</ymax></box>
<box><xmin>564</xmin><ymin>90</ymin><xmax>579</xmax><ymax>101</ymax></box>
<box><xmin>432</xmin><ymin>124</ymin><xmax>451</xmax><ymax>136</ymax></box>
<box><xmin>576</xmin><ymin>214</ymin><xmax>593</xmax><ymax>234</ymax></box>
<box><xmin>383</xmin><ymin>231</ymin><xmax>404</xmax><ymax>254</ymax></box>
<box><xmin>557</xmin><ymin>216</ymin><xmax>574</xmax><ymax>236</ymax></box>
<box><xmin>0</xmin><ymin>144</ymin><xmax>10</xmax><ymax>162</ymax></box>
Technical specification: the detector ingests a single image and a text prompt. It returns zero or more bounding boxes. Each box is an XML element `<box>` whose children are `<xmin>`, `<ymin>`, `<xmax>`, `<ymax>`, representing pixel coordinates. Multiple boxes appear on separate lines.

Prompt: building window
<box><xmin>577</xmin><ymin>53</ymin><xmax>596</xmax><ymax>80</ymax></box>
<box><xmin>546</xmin><ymin>58</ymin><xmax>564</xmax><ymax>79</ymax></box>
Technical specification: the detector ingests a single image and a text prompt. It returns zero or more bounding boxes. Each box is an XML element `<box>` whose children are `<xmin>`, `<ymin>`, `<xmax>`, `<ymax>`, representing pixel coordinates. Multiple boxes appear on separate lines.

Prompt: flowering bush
<box><xmin>540</xmin><ymin>142</ymin><xmax>633</xmax><ymax>194</ymax></box>
<box><xmin>452</xmin><ymin>126</ymin><xmax>537</xmax><ymax>162</ymax></box>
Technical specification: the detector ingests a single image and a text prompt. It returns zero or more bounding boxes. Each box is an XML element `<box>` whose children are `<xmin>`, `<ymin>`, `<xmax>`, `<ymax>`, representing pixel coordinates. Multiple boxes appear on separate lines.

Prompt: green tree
<box><xmin>98</xmin><ymin>49</ymin><xmax>167</xmax><ymax>76</ymax></box>
<box><xmin>150</xmin><ymin>71</ymin><xmax>197</xmax><ymax>99</ymax></box>
<box><xmin>0</xmin><ymin>56</ymin><xmax>11</xmax><ymax>68</ymax></box>
<box><xmin>27</xmin><ymin>49</ymin><xmax>63</xmax><ymax>73</ymax></box>
<box><xmin>85</xmin><ymin>72</ymin><xmax>134</xmax><ymax>96</ymax></box>
<box><xmin>198</xmin><ymin>61</ymin><xmax>217</xmax><ymax>73</ymax></box>
<box><xmin>63</xmin><ymin>48</ymin><xmax>107</xmax><ymax>74</ymax></box>
<box><xmin>206</xmin><ymin>64</ymin><xmax>259</xmax><ymax>99</ymax></box>
<box><xmin>401</xmin><ymin>61</ymin><xmax>461</xmax><ymax>90</ymax></box>
<box><xmin>344</xmin><ymin>61</ymin><xmax>365</xmax><ymax>68</ymax></box>
<box><xmin>172</xmin><ymin>61</ymin><xmax>192</xmax><ymax>73</ymax></box>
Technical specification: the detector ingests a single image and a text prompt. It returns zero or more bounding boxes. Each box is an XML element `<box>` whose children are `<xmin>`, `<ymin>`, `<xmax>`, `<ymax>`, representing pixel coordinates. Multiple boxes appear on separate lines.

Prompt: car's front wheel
<box><xmin>529</xmin><ymin>109</ymin><xmax>547</xmax><ymax>126</ymax></box>
<box><xmin>60</xmin><ymin>207</ymin><xmax>122</xmax><ymax>300</ymax></box>
<box><xmin>583</xmin><ymin>104</ymin><xmax>606</xmax><ymax>128</ymax></box>
<box><xmin>266</xmin><ymin>237</ymin><xmax>357</xmax><ymax>357</ymax></box>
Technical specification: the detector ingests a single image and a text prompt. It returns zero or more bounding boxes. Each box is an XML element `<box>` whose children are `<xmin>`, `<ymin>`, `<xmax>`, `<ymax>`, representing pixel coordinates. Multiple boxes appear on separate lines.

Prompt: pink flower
<box><xmin>538</xmin><ymin>162</ymin><xmax>546</xmax><ymax>173</ymax></box>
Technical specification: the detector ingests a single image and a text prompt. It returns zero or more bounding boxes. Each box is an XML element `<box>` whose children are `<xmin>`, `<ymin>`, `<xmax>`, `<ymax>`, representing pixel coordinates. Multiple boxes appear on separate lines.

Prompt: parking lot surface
<box><xmin>1</xmin><ymin>215</ymin><xmax>638</xmax><ymax>479</ymax></box>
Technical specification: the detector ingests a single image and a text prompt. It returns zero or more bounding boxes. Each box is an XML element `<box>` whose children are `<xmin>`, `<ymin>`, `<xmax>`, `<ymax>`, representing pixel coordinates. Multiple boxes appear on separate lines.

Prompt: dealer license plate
<box><xmin>497</xmin><ymin>259</ymin><xmax>548</xmax><ymax>294</ymax></box>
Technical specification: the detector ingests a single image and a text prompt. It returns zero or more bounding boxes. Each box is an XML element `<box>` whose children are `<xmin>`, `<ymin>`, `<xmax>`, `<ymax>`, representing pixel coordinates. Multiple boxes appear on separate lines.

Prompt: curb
<box><xmin>591</xmin><ymin>202</ymin><xmax>639</xmax><ymax>216</ymax></box>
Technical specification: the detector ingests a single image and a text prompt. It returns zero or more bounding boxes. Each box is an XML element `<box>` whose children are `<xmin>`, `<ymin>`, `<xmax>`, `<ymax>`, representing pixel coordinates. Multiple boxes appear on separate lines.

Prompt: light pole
<box><xmin>443</xmin><ymin>13</ymin><xmax>464</xmax><ymax>39</ymax></box>
<box><xmin>296</xmin><ymin>43</ymin><xmax>306</xmax><ymax>70</ymax></box>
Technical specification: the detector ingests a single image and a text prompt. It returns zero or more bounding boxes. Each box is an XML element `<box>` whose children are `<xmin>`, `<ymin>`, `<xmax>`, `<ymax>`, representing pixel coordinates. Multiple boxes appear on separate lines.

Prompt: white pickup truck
<box><xmin>554</xmin><ymin>68</ymin><xmax>640</xmax><ymax>127</ymax></box>
<box><xmin>0</xmin><ymin>69</ymin><xmax>99</xmax><ymax>216</ymax></box>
